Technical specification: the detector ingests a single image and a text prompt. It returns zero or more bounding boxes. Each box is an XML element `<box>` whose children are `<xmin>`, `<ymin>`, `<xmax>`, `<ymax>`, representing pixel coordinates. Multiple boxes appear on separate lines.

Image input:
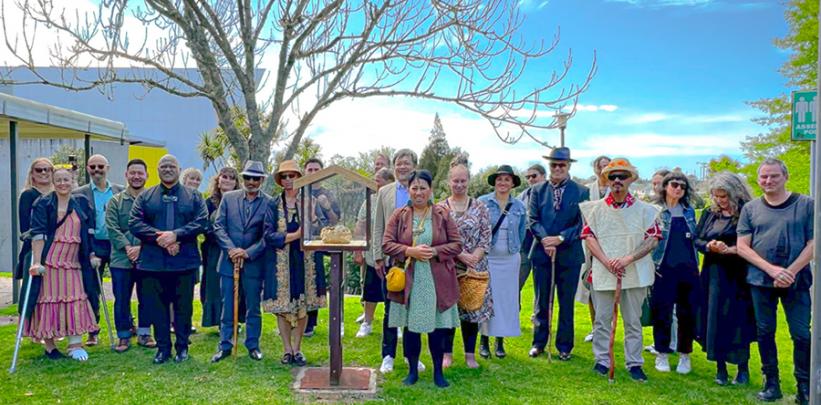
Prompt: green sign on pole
<box><xmin>792</xmin><ymin>90</ymin><xmax>817</xmax><ymax>141</ymax></box>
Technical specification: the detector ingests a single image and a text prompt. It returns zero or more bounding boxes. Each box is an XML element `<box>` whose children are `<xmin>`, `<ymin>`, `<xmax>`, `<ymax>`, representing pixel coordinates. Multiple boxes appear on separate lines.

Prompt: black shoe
<box><xmin>44</xmin><ymin>348</ymin><xmax>65</xmax><ymax>360</ymax></box>
<box><xmin>796</xmin><ymin>382</ymin><xmax>809</xmax><ymax>405</ymax></box>
<box><xmin>293</xmin><ymin>352</ymin><xmax>307</xmax><ymax>367</ymax></box>
<box><xmin>628</xmin><ymin>366</ymin><xmax>648</xmax><ymax>382</ymax></box>
<box><xmin>249</xmin><ymin>349</ymin><xmax>263</xmax><ymax>361</ymax></box>
<box><xmin>281</xmin><ymin>353</ymin><xmax>294</xmax><ymax>365</ymax></box>
<box><xmin>494</xmin><ymin>338</ymin><xmax>506</xmax><ymax>359</ymax></box>
<box><xmin>174</xmin><ymin>349</ymin><xmax>190</xmax><ymax>363</ymax></box>
<box><xmin>479</xmin><ymin>337</ymin><xmax>491</xmax><ymax>359</ymax></box>
<box><xmin>757</xmin><ymin>377</ymin><xmax>782</xmax><ymax>402</ymax></box>
<box><xmin>558</xmin><ymin>352</ymin><xmax>572</xmax><ymax>361</ymax></box>
<box><xmin>153</xmin><ymin>351</ymin><xmax>171</xmax><ymax>364</ymax></box>
<box><xmin>732</xmin><ymin>370</ymin><xmax>750</xmax><ymax>386</ymax></box>
<box><xmin>528</xmin><ymin>347</ymin><xmax>544</xmax><ymax>358</ymax></box>
<box><xmin>593</xmin><ymin>363</ymin><xmax>608</xmax><ymax>376</ymax></box>
<box><xmin>211</xmin><ymin>350</ymin><xmax>231</xmax><ymax>363</ymax></box>
<box><xmin>715</xmin><ymin>369</ymin><xmax>729</xmax><ymax>386</ymax></box>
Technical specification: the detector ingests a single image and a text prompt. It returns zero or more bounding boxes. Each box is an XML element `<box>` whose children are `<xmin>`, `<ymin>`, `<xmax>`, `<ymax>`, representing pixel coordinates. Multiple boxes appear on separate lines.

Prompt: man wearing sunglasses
<box><xmin>517</xmin><ymin>164</ymin><xmax>546</xmax><ymax>291</ymax></box>
<box><xmin>527</xmin><ymin>147</ymin><xmax>589</xmax><ymax>361</ymax></box>
<box><xmin>579</xmin><ymin>158</ymin><xmax>661</xmax><ymax>382</ymax></box>
<box><xmin>73</xmin><ymin>154</ymin><xmax>124</xmax><ymax>347</ymax></box>
<box><xmin>210</xmin><ymin>160</ymin><xmax>275</xmax><ymax>363</ymax></box>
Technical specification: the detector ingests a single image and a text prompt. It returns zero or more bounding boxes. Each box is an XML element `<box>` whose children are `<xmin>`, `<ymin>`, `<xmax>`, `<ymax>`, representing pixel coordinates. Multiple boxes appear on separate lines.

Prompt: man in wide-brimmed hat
<box><xmin>210</xmin><ymin>160</ymin><xmax>275</xmax><ymax>363</ymax></box>
<box><xmin>579</xmin><ymin>157</ymin><xmax>661</xmax><ymax>382</ymax></box>
<box><xmin>527</xmin><ymin>147</ymin><xmax>589</xmax><ymax>361</ymax></box>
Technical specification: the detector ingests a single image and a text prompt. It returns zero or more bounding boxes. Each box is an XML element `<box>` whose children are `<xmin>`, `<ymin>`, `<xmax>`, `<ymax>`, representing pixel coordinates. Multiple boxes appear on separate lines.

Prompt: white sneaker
<box><xmin>397</xmin><ymin>327</ymin><xmax>403</xmax><ymax>340</ymax></box>
<box><xmin>645</xmin><ymin>345</ymin><xmax>659</xmax><ymax>355</ymax></box>
<box><xmin>655</xmin><ymin>353</ymin><xmax>670</xmax><ymax>372</ymax></box>
<box><xmin>676</xmin><ymin>354</ymin><xmax>691</xmax><ymax>374</ymax></box>
<box><xmin>356</xmin><ymin>313</ymin><xmax>366</xmax><ymax>323</ymax></box>
<box><xmin>404</xmin><ymin>357</ymin><xmax>426</xmax><ymax>372</ymax></box>
<box><xmin>584</xmin><ymin>333</ymin><xmax>593</xmax><ymax>343</ymax></box>
<box><xmin>356</xmin><ymin>322</ymin><xmax>372</xmax><ymax>338</ymax></box>
<box><xmin>380</xmin><ymin>355</ymin><xmax>395</xmax><ymax>373</ymax></box>
<box><xmin>340</xmin><ymin>327</ymin><xmax>344</xmax><ymax>338</ymax></box>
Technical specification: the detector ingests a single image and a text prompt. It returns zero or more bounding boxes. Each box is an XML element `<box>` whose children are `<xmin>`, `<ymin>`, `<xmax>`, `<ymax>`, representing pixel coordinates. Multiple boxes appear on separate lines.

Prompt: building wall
<box><xmin>128</xmin><ymin>145</ymin><xmax>170</xmax><ymax>188</ymax></box>
<box><xmin>0</xmin><ymin>138</ymin><xmax>129</xmax><ymax>274</ymax></box>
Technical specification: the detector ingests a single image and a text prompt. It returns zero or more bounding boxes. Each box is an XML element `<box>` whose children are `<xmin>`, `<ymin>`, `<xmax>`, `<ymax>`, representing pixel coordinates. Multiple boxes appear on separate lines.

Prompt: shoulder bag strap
<box><xmin>491</xmin><ymin>202</ymin><xmax>513</xmax><ymax>237</ymax></box>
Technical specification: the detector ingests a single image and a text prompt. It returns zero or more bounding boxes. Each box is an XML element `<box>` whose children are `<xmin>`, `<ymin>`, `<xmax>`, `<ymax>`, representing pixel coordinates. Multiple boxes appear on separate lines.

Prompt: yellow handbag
<box><xmin>386</xmin><ymin>207</ymin><xmax>428</xmax><ymax>293</ymax></box>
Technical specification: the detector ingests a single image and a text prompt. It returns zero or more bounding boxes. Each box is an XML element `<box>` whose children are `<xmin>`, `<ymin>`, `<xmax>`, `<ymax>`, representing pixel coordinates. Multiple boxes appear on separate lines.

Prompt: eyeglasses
<box><xmin>668</xmin><ymin>181</ymin><xmax>687</xmax><ymax>189</ymax></box>
<box><xmin>220</xmin><ymin>174</ymin><xmax>236</xmax><ymax>180</ymax></box>
<box><xmin>550</xmin><ymin>163</ymin><xmax>567</xmax><ymax>168</ymax></box>
<box><xmin>608</xmin><ymin>173</ymin><xmax>630</xmax><ymax>181</ymax></box>
<box><xmin>525</xmin><ymin>174</ymin><xmax>539</xmax><ymax>180</ymax></box>
<box><xmin>281</xmin><ymin>173</ymin><xmax>299</xmax><ymax>180</ymax></box>
<box><xmin>88</xmin><ymin>164</ymin><xmax>106</xmax><ymax>170</ymax></box>
<box><xmin>33</xmin><ymin>167</ymin><xmax>52</xmax><ymax>174</ymax></box>
<box><xmin>243</xmin><ymin>175</ymin><xmax>262</xmax><ymax>182</ymax></box>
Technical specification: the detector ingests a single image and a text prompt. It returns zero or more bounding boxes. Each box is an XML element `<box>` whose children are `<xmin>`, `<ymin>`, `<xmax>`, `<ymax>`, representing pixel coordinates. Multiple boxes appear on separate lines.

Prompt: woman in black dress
<box><xmin>695</xmin><ymin>171</ymin><xmax>755</xmax><ymax>386</ymax></box>
<box><xmin>200</xmin><ymin>167</ymin><xmax>239</xmax><ymax>328</ymax></box>
<box><xmin>16</xmin><ymin>158</ymin><xmax>54</xmax><ymax>280</ymax></box>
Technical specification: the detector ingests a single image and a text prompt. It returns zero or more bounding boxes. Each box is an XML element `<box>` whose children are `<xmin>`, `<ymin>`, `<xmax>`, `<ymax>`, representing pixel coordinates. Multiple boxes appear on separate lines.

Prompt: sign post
<box><xmin>808</xmin><ymin>7</ymin><xmax>821</xmax><ymax>402</ymax></box>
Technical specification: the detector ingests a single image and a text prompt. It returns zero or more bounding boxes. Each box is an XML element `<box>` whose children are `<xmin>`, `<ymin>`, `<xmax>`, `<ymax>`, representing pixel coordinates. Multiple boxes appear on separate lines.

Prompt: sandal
<box><xmin>67</xmin><ymin>347</ymin><xmax>89</xmax><ymax>362</ymax></box>
<box><xmin>281</xmin><ymin>353</ymin><xmax>294</xmax><ymax>365</ymax></box>
<box><xmin>44</xmin><ymin>348</ymin><xmax>65</xmax><ymax>360</ymax></box>
<box><xmin>115</xmin><ymin>338</ymin><xmax>131</xmax><ymax>353</ymax></box>
<box><xmin>137</xmin><ymin>335</ymin><xmax>157</xmax><ymax>348</ymax></box>
<box><xmin>293</xmin><ymin>352</ymin><xmax>307</xmax><ymax>367</ymax></box>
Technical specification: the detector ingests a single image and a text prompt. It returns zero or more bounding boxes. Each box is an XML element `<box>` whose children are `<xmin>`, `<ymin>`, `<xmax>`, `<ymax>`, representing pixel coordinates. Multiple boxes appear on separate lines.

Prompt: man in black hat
<box><xmin>527</xmin><ymin>147</ymin><xmax>589</xmax><ymax>361</ymax></box>
<box><xmin>210</xmin><ymin>160</ymin><xmax>275</xmax><ymax>362</ymax></box>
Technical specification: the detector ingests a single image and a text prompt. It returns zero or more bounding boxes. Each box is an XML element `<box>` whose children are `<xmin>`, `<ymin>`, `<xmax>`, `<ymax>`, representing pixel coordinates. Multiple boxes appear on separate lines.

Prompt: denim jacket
<box><xmin>479</xmin><ymin>193</ymin><xmax>527</xmax><ymax>254</ymax></box>
<box><xmin>652</xmin><ymin>202</ymin><xmax>698</xmax><ymax>267</ymax></box>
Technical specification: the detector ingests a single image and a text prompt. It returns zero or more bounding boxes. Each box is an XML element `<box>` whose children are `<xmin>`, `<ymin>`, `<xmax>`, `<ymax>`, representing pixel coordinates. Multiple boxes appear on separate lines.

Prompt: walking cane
<box><xmin>93</xmin><ymin>261</ymin><xmax>116</xmax><ymax>350</ymax></box>
<box><xmin>608</xmin><ymin>275</ymin><xmax>623</xmax><ymax>383</ymax></box>
<box><xmin>232</xmin><ymin>258</ymin><xmax>242</xmax><ymax>357</ymax></box>
<box><xmin>545</xmin><ymin>251</ymin><xmax>557</xmax><ymax>363</ymax></box>
<box><xmin>9</xmin><ymin>266</ymin><xmax>43</xmax><ymax>373</ymax></box>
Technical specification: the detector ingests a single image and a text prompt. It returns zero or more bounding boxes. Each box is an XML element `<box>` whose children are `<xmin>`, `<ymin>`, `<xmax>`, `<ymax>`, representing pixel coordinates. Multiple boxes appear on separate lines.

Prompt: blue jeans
<box><xmin>219</xmin><ymin>274</ymin><xmax>262</xmax><ymax>352</ymax></box>
<box><xmin>750</xmin><ymin>286</ymin><xmax>811</xmax><ymax>383</ymax></box>
<box><xmin>110</xmin><ymin>266</ymin><xmax>150</xmax><ymax>339</ymax></box>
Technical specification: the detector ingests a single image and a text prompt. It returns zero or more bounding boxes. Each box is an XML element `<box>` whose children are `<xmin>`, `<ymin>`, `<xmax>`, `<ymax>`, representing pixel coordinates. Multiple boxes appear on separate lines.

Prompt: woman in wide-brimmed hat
<box><xmin>263</xmin><ymin>160</ymin><xmax>327</xmax><ymax>367</ymax></box>
<box><xmin>478</xmin><ymin>165</ymin><xmax>527</xmax><ymax>358</ymax></box>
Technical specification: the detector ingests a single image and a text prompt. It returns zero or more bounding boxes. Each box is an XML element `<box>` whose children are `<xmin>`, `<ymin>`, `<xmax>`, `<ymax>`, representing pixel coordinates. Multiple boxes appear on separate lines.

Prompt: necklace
<box><xmin>449</xmin><ymin>197</ymin><xmax>469</xmax><ymax>214</ymax></box>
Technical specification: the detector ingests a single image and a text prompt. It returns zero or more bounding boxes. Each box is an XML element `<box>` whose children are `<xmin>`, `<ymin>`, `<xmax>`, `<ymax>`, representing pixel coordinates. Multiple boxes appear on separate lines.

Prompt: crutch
<box><xmin>608</xmin><ymin>275</ymin><xmax>623</xmax><ymax>383</ymax></box>
<box><xmin>9</xmin><ymin>266</ymin><xmax>43</xmax><ymax>373</ymax></box>
<box><xmin>545</xmin><ymin>251</ymin><xmax>557</xmax><ymax>363</ymax></box>
<box><xmin>232</xmin><ymin>258</ymin><xmax>243</xmax><ymax>357</ymax></box>
<box><xmin>93</xmin><ymin>261</ymin><xmax>116</xmax><ymax>350</ymax></box>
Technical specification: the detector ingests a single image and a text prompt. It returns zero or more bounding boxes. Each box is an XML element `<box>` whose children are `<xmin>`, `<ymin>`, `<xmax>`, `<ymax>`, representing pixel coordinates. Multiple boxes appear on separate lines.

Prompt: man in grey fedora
<box><xmin>527</xmin><ymin>147</ymin><xmax>589</xmax><ymax>360</ymax></box>
<box><xmin>211</xmin><ymin>160</ymin><xmax>276</xmax><ymax>362</ymax></box>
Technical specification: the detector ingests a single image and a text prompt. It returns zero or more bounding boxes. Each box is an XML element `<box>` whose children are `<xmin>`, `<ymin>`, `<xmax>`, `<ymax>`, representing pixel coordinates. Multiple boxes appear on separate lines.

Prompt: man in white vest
<box><xmin>579</xmin><ymin>157</ymin><xmax>661</xmax><ymax>382</ymax></box>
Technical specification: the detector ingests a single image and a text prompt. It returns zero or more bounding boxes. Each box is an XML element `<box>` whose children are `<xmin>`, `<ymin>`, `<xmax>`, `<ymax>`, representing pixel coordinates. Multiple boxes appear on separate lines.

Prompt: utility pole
<box><xmin>554</xmin><ymin>112</ymin><xmax>571</xmax><ymax>147</ymax></box>
<box><xmin>809</xmin><ymin>2</ymin><xmax>821</xmax><ymax>403</ymax></box>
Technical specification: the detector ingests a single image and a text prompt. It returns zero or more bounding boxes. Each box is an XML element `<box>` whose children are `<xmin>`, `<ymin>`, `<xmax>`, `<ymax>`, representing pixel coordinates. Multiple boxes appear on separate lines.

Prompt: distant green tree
<box><xmin>707</xmin><ymin>155</ymin><xmax>743</xmax><ymax>175</ymax></box>
<box><xmin>744</xmin><ymin>0</ymin><xmax>815</xmax><ymax>195</ymax></box>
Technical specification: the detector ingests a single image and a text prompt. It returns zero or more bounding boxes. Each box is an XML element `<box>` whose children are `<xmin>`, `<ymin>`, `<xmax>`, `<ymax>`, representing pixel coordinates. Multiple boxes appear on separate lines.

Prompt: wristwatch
<box><xmin>557</xmin><ymin>235</ymin><xmax>565</xmax><ymax>243</ymax></box>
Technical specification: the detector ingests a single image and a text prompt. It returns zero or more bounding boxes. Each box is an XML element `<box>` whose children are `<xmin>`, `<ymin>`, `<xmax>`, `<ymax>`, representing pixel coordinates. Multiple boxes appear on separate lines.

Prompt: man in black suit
<box><xmin>527</xmin><ymin>147</ymin><xmax>589</xmax><ymax>361</ymax></box>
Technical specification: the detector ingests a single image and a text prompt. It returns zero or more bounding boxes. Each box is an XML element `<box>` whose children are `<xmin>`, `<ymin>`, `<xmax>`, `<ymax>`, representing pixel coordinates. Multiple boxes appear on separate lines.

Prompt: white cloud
<box><xmin>576</xmin><ymin>104</ymin><xmax>619</xmax><ymax>113</ymax></box>
<box><xmin>575</xmin><ymin>132</ymin><xmax>744</xmax><ymax>159</ymax></box>
<box><xmin>621</xmin><ymin>111</ymin><xmax>750</xmax><ymax>125</ymax></box>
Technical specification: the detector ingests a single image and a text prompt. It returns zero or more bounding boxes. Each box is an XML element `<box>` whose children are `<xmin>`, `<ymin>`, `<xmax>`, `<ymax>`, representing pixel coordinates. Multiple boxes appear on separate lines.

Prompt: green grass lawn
<box><xmin>0</xmin><ymin>276</ymin><xmax>802</xmax><ymax>404</ymax></box>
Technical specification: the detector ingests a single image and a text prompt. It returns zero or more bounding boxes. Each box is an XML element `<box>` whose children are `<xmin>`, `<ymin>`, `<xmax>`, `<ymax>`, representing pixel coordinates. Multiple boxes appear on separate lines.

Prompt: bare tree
<box><xmin>2</xmin><ymin>0</ymin><xmax>596</xmax><ymax>163</ymax></box>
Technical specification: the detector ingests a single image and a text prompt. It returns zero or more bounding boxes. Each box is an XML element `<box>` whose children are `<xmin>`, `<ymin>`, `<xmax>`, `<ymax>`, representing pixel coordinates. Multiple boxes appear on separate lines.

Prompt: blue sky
<box><xmin>1</xmin><ymin>0</ymin><xmax>793</xmax><ymax>181</ymax></box>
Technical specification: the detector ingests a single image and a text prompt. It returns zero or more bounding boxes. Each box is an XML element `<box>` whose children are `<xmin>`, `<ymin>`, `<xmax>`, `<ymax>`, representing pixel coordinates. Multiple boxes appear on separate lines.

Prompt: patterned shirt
<box><xmin>550</xmin><ymin>178</ymin><xmax>568</xmax><ymax>210</ymax></box>
<box><xmin>580</xmin><ymin>192</ymin><xmax>662</xmax><ymax>240</ymax></box>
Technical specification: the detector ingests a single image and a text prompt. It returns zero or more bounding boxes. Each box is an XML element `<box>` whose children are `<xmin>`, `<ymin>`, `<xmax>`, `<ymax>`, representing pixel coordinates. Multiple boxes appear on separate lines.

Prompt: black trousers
<box><xmin>532</xmin><ymin>261</ymin><xmax>579</xmax><ymax>353</ymax></box>
<box><xmin>651</xmin><ymin>263</ymin><xmax>699</xmax><ymax>354</ymax></box>
<box><xmin>444</xmin><ymin>321</ymin><xmax>479</xmax><ymax>354</ymax></box>
<box><xmin>141</xmin><ymin>269</ymin><xmax>195</xmax><ymax>354</ymax></box>
<box><xmin>87</xmin><ymin>239</ymin><xmax>112</xmax><ymax>333</ymax></box>
<box><xmin>751</xmin><ymin>286</ymin><xmax>811</xmax><ymax>384</ymax></box>
<box><xmin>381</xmin><ymin>275</ymin><xmax>398</xmax><ymax>358</ymax></box>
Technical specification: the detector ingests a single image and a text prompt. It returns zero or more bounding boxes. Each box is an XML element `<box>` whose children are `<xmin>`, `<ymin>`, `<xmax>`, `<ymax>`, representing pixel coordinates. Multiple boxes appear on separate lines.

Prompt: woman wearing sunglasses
<box><xmin>16</xmin><ymin>158</ymin><xmax>55</xmax><ymax>282</ymax></box>
<box><xmin>650</xmin><ymin>171</ymin><xmax>700</xmax><ymax>375</ymax></box>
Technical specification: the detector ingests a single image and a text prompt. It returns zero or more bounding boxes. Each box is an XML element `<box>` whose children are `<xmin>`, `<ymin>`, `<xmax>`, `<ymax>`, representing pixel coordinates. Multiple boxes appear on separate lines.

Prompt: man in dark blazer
<box><xmin>129</xmin><ymin>154</ymin><xmax>208</xmax><ymax>364</ymax></box>
<box><xmin>527</xmin><ymin>147</ymin><xmax>589</xmax><ymax>361</ymax></box>
<box><xmin>73</xmin><ymin>154</ymin><xmax>124</xmax><ymax>346</ymax></box>
<box><xmin>210</xmin><ymin>161</ymin><xmax>275</xmax><ymax>362</ymax></box>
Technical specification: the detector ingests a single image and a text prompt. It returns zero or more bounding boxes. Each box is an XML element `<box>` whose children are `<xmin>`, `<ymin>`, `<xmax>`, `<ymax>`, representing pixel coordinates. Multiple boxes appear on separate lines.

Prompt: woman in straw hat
<box><xmin>263</xmin><ymin>160</ymin><xmax>327</xmax><ymax>367</ymax></box>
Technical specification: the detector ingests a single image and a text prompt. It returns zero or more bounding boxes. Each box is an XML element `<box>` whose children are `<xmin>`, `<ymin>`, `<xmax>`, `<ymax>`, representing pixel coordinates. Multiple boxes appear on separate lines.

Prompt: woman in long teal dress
<box><xmin>382</xmin><ymin>170</ymin><xmax>462</xmax><ymax>388</ymax></box>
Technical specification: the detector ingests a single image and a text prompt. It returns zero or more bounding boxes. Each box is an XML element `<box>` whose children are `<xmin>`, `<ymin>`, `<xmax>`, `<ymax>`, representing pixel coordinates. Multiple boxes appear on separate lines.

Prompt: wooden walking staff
<box><xmin>232</xmin><ymin>257</ymin><xmax>244</xmax><ymax>357</ymax></box>
<box><xmin>608</xmin><ymin>275</ymin><xmax>623</xmax><ymax>383</ymax></box>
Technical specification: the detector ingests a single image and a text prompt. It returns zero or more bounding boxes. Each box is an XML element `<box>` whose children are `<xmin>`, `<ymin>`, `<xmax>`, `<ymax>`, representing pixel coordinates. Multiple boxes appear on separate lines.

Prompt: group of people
<box><xmin>13</xmin><ymin>146</ymin><xmax>814</xmax><ymax>403</ymax></box>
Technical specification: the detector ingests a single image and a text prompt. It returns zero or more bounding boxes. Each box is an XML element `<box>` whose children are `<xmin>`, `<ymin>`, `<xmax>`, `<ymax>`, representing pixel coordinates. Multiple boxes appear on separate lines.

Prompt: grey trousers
<box><xmin>591</xmin><ymin>287</ymin><xmax>647</xmax><ymax>369</ymax></box>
